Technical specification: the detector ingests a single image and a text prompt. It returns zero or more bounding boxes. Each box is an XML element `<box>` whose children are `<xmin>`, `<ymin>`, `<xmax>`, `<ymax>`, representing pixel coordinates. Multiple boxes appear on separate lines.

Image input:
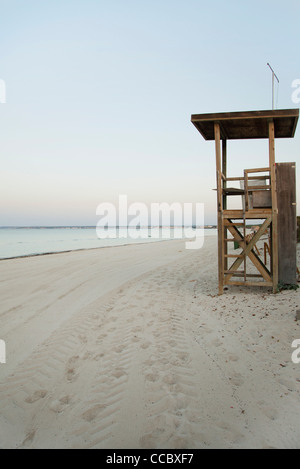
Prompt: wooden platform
<box><xmin>191</xmin><ymin>109</ymin><xmax>299</xmax><ymax>141</ymax></box>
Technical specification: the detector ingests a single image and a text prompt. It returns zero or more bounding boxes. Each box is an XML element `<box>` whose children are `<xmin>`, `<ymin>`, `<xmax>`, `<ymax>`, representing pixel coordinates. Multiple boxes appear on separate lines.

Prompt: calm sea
<box><xmin>0</xmin><ymin>227</ymin><xmax>217</xmax><ymax>260</ymax></box>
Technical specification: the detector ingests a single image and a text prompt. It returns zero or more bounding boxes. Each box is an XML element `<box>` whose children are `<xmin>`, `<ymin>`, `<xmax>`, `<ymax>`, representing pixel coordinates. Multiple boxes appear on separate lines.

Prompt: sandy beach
<box><xmin>0</xmin><ymin>236</ymin><xmax>300</xmax><ymax>449</ymax></box>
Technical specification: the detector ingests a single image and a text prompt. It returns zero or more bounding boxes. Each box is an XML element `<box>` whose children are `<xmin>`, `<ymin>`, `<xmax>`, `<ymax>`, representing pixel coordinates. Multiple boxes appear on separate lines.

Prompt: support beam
<box><xmin>269</xmin><ymin>120</ymin><xmax>278</xmax><ymax>292</ymax></box>
<box><xmin>222</xmin><ymin>139</ymin><xmax>227</xmax><ymax>209</ymax></box>
<box><xmin>215</xmin><ymin>123</ymin><xmax>222</xmax><ymax>213</ymax></box>
<box><xmin>222</xmin><ymin>139</ymin><xmax>228</xmax><ymax>273</ymax></box>
<box><xmin>225</xmin><ymin>219</ymin><xmax>272</xmax><ymax>283</ymax></box>
<box><xmin>214</xmin><ymin>122</ymin><xmax>224</xmax><ymax>295</ymax></box>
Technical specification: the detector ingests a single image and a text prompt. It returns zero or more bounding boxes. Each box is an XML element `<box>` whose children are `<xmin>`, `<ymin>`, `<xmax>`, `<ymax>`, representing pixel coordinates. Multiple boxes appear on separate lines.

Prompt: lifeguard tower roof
<box><xmin>191</xmin><ymin>108</ymin><xmax>299</xmax><ymax>141</ymax></box>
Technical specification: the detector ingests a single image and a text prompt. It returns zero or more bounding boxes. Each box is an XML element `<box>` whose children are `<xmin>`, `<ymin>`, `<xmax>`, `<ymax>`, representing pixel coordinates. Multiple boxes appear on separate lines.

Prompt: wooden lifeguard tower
<box><xmin>191</xmin><ymin>109</ymin><xmax>299</xmax><ymax>295</ymax></box>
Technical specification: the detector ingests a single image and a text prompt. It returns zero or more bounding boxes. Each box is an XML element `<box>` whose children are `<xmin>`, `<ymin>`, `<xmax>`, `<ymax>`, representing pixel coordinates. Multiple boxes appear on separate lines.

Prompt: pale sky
<box><xmin>0</xmin><ymin>0</ymin><xmax>299</xmax><ymax>226</ymax></box>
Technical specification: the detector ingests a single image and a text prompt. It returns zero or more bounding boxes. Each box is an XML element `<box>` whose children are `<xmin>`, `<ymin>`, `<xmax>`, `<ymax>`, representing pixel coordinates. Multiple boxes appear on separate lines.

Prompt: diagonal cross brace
<box><xmin>225</xmin><ymin>218</ymin><xmax>272</xmax><ymax>283</ymax></box>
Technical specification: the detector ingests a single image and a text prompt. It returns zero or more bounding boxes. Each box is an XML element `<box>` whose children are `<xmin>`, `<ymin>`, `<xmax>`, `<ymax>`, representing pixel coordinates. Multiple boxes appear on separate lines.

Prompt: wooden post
<box><xmin>215</xmin><ymin>122</ymin><xmax>224</xmax><ymax>295</ymax></box>
<box><xmin>222</xmin><ymin>139</ymin><xmax>228</xmax><ymax>274</ymax></box>
<box><xmin>222</xmin><ymin>139</ymin><xmax>227</xmax><ymax>209</ymax></box>
<box><xmin>276</xmin><ymin>163</ymin><xmax>297</xmax><ymax>285</ymax></box>
<box><xmin>269</xmin><ymin>120</ymin><xmax>278</xmax><ymax>293</ymax></box>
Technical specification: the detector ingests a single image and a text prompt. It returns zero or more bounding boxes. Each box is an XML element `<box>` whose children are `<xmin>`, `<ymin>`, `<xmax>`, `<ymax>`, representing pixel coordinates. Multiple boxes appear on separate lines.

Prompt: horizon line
<box><xmin>0</xmin><ymin>225</ymin><xmax>217</xmax><ymax>229</ymax></box>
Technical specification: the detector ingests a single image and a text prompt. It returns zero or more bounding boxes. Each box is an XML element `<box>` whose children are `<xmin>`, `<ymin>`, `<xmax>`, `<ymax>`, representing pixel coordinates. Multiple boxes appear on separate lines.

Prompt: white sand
<box><xmin>0</xmin><ymin>237</ymin><xmax>299</xmax><ymax>449</ymax></box>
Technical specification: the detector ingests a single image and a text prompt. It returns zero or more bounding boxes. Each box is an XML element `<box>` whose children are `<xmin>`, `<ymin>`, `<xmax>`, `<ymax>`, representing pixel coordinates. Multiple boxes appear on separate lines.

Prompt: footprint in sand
<box><xmin>145</xmin><ymin>373</ymin><xmax>160</xmax><ymax>383</ymax></box>
<box><xmin>98</xmin><ymin>333</ymin><xmax>107</xmax><ymax>340</ymax></box>
<box><xmin>139</xmin><ymin>433</ymin><xmax>157</xmax><ymax>449</ymax></box>
<box><xmin>112</xmin><ymin>368</ymin><xmax>127</xmax><ymax>379</ymax></box>
<box><xmin>115</xmin><ymin>344</ymin><xmax>126</xmax><ymax>354</ymax></box>
<box><xmin>66</xmin><ymin>356</ymin><xmax>80</xmax><ymax>382</ymax></box>
<box><xmin>49</xmin><ymin>395</ymin><xmax>71</xmax><ymax>414</ymax></box>
<box><xmin>78</xmin><ymin>334</ymin><xmax>87</xmax><ymax>344</ymax></box>
<box><xmin>141</xmin><ymin>341</ymin><xmax>151</xmax><ymax>350</ymax></box>
<box><xmin>21</xmin><ymin>430</ymin><xmax>36</xmax><ymax>447</ymax></box>
<box><xmin>163</xmin><ymin>374</ymin><xmax>177</xmax><ymax>386</ymax></box>
<box><xmin>93</xmin><ymin>352</ymin><xmax>105</xmax><ymax>361</ymax></box>
<box><xmin>170</xmin><ymin>353</ymin><xmax>190</xmax><ymax>366</ymax></box>
<box><xmin>25</xmin><ymin>390</ymin><xmax>47</xmax><ymax>404</ymax></box>
<box><xmin>143</xmin><ymin>358</ymin><xmax>155</xmax><ymax>368</ymax></box>
<box><xmin>81</xmin><ymin>403</ymin><xmax>106</xmax><ymax>422</ymax></box>
<box><xmin>167</xmin><ymin>436</ymin><xmax>191</xmax><ymax>449</ymax></box>
<box><xmin>132</xmin><ymin>336</ymin><xmax>140</xmax><ymax>343</ymax></box>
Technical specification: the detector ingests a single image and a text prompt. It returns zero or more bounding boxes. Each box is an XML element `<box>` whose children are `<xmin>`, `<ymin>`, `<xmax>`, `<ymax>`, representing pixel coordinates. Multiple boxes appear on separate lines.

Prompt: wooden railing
<box><xmin>220</xmin><ymin>167</ymin><xmax>271</xmax><ymax>212</ymax></box>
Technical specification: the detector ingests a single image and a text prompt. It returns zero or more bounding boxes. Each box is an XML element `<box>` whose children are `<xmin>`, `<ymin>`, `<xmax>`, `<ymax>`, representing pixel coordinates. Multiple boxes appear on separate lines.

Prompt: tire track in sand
<box><xmin>0</xmin><ymin>277</ymin><xmax>149</xmax><ymax>448</ymax></box>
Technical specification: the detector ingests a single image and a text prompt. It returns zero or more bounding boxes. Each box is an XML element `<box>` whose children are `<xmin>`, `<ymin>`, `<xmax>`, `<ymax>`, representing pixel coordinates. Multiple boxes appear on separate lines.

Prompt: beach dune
<box><xmin>0</xmin><ymin>237</ymin><xmax>300</xmax><ymax>449</ymax></box>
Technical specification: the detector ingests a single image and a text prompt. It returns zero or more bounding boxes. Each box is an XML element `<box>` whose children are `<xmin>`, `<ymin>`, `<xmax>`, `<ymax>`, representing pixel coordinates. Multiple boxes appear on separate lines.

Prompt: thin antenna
<box><xmin>267</xmin><ymin>63</ymin><xmax>279</xmax><ymax>110</ymax></box>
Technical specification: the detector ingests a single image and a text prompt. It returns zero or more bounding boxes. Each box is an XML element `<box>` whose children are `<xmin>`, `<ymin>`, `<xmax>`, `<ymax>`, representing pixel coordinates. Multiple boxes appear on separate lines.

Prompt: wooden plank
<box><xmin>215</xmin><ymin>123</ymin><xmax>222</xmax><ymax>213</ymax></box>
<box><xmin>248</xmin><ymin>185</ymin><xmax>271</xmax><ymax>190</ymax></box>
<box><xmin>220</xmin><ymin>122</ymin><xmax>229</xmax><ymax>140</ymax></box>
<box><xmin>225</xmin><ymin>220</ymin><xmax>272</xmax><ymax>283</ymax></box>
<box><xmin>224</xmin><ymin>272</ymin><xmax>264</xmax><ymax>278</ymax></box>
<box><xmin>223</xmin><ymin>209</ymin><xmax>272</xmax><ymax>219</ymax></box>
<box><xmin>224</xmin><ymin>228</ymin><xmax>228</xmax><ymax>273</ymax></box>
<box><xmin>214</xmin><ymin>122</ymin><xmax>224</xmax><ymax>295</ymax></box>
<box><xmin>252</xmin><ymin>190</ymin><xmax>272</xmax><ymax>208</ymax></box>
<box><xmin>276</xmin><ymin>163</ymin><xmax>297</xmax><ymax>285</ymax></box>
<box><xmin>218</xmin><ymin>212</ymin><xmax>224</xmax><ymax>295</ymax></box>
<box><xmin>191</xmin><ymin>109</ymin><xmax>299</xmax><ymax>141</ymax></box>
<box><xmin>244</xmin><ymin>167</ymin><xmax>270</xmax><ymax>173</ymax></box>
<box><xmin>223</xmin><ymin>188</ymin><xmax>244</xmax><ymax>196</ymax></box>
<box><xmin>224</xmin><ymin>221</ymin><xmax>246</xmax><ymax>227</ymax></box>
<box><xmin>222</xmin><ymin>139</ymin><xmax>227</xmax><ymax>211</ymax></box>
<box><xmin>269</xmin><ymin>121</ymin><xmax>278</xmax><ymax>293</ymax></box>
<box><xmin>225</xmin><ymin>177</ymin><xmax>244</xmax><ymax>182</ymax></box>
<box><xmin>222</xmin><ymin>138</ymin><xmax>228</xmax><ymax>275</ymax></box>
<box><xmin>291</xmin><ymin>115</ymin><xmax>299</xmax><ymax>137</ymax></box>
<box><xmin>225</xmin><ymin>280</ymin><xmax>273</xmax><ymax>288</ymax></box>
<box><xmin>248</xmin><ymin>176</ymin><xmax>270</xmax><ymax>180</ymax></box>
<box><xmin>245</xmin><ymin>246</ymin><xmax>272</xmax><ymax>283</ymax></box>
<box><xmin>244</xmin><ymin>170</ymin><xmax>249</xmax><ymax>211</ymax></box>
<box><xmin>224</xmin><ymin>254</ymin><xmax>243</xmax><ymax>258</ymax></box>
<box><xmin>191</xmin><ymin>109</ymin><xmax>299</xmax><ymax>123</ymax></box>
<box><xmin>226</xmin><ymin>176</ymin><xmax>270</xmax><ymax>182</ymax></box>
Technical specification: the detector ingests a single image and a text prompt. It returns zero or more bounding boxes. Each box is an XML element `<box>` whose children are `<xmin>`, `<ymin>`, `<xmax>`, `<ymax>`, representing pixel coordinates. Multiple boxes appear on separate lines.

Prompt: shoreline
<box><xmin>0</xmin><ymin>233</ymin><xmax>215</xmax><ymax>262</ymax></box>
<box><xmin>0</xmin><ymin>227</ymin><xmax>217</xmax><ymax>262</ymax></box>
<box><xmin>0</xmin><ymin>237</ymin><xmax>187</xmax><ymax>262</ymax></box>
